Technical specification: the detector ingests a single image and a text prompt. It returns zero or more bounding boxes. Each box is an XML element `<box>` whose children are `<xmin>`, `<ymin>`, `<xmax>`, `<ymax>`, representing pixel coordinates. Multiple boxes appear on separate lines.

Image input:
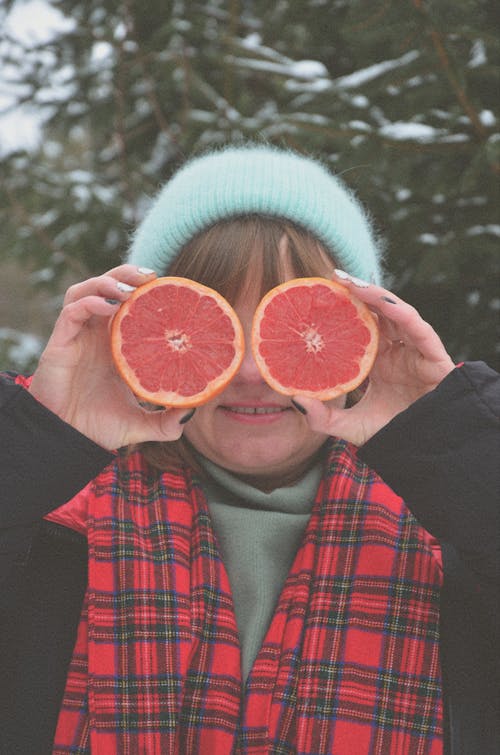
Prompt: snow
<box><xmin>418</xmin><ymin>233</ymin><xmax>439</xmax><ymax>245</ymax></box>
<box><xmin>467</xmin><ymin>291</ymin><xmax>480</xmax><ymax>306</ymax></box>
<box><xmin>290</xmin><ymin>113</ymin><xmax>330</xmax><ymax>126</ymax></box>
<box><xmin>285</xmin><ymin>77</ymin><xmax>331</xmax><ymax>93</ymax></box>
<box><xmin>0</xmin><ymin>108</ymin><xmax>42</xmax><ymax>156</ymax></box>
<box><xmin>32</xmin><ymin>209</ymin><xmax>58</xmax><ymax>227</ymax></box>
<box><xmin>396</xmin><ymin>189</ymin><xmax>412</xmax><ymax>201</ymax></box>
<box><xmin>67</xmin><ymin>170</ymin><xmax>94</xmax><ymax>184</ymax></box>
<box><xmin>189</xmin><ymin>109</ymin><xmax>217</xmax><ymax>124</ymax></box>
<box><xmin>468</xmin><ymin>40</ymin><xmax>487</xmax><ymax>68</ymax></box>
<box><xmin>0</xmin><ymin>327</ymin><xmax>43</xmax><ymax>364</ymax></box>
<box><xmin>378</xmin><ymin>121</ymin><xmax>469</xmax><ymax>143</ymax></box>
<box><xmin>91</xmin><ymin>41</ymin><xmax>114</xmax><ymax>65</ymax></box>
<box><xmin>239</xmin><ymin>33</ymin><xmax>296</xmax><ymax>65</ymax></box>
<box><xmin>35</xmin><ymin>64</ymin><xmax>76</xmax><ymax>104</ymax></box>
<box><xmin>479</xmin><ymin>110</ymin><xmax>496</xmax><ymax>127</ymax></box>
<box><xmin>241</xmin><ymin>33</ymin><xmax>263</xmax><ymax>50</ymax></box>
<box><xmin>230</xmin><ymin>56</ymin><xmax>327</xmax><ymax>81</ymax></box>
<box><xmin>30</xmin><ymin>267</ymin><xmax>55</xmax><ymax>283</ymax></box>
<box><xmin>348</xmin><ymin>120</ymin><xmax>371</xmax><ymax>132</ymax></box>
<box><xmin>332</xmin><ymin>50</ymin><xmax>420</xmax><ymax>89</ymax></box>
<box><xmin>284</xmin><ymin>50</ymin><xmax>421</xmax><ymax>95</ymax></box>
<box><xmin>379</xmin><ymin>122</ymin><xmax>441</xmax><ymax>142</ymax></box>
<box><xmin>466</xmin><ymin>225</ymin><xmax>500</xmax><ymax>237</ymax></box>
<box><xmin>3</xmin><ymin>0</ymin><xmax>74</xmax><ymax>45</ymax></box>
<box><xmin>440</xmin><ymin>133</ymin><xmax>469</xmax><ymax>143</ymax></box>
<box><xmin>351</xmin><ymin>95</ymin><xmax>369</xmax><ymax>108</ymax></box>
<box><xmin>236</xmin><ymin>35</ymin><xmax>329</xmax><ymax>82</ymax></box>
<box><xmin>0</xmin><ymin>0</ymin><xmax>75</xmax><ymax>156</ymax></box>
<box><xmin>457</xmin><ymin>196</ymin><xmax>487</xmax><ymax>207</ymax></box>
<box><xmin>288</xmin><ymin>60</ymin><xmax>329</xmax><ymax>79</ymax></box>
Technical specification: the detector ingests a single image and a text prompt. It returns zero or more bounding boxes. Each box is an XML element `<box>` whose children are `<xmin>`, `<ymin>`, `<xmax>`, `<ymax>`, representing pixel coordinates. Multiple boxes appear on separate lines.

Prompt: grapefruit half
<box><xmin>111</xmin><ymin>277</ymin><xmax>244</xmax><ymax>407</ymax></box>
<box><xmin>252</xmin><ymin>277</ymin><xmax>378</xmax><ymax>400</ymax></box>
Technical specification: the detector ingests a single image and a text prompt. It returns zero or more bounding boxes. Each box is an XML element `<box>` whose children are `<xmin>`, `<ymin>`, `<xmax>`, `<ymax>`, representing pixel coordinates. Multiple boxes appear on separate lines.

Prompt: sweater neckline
<box><xmin>197</xmin><ymin>455</ymin><xmax>322</xmax><ymax>515</ymax></box>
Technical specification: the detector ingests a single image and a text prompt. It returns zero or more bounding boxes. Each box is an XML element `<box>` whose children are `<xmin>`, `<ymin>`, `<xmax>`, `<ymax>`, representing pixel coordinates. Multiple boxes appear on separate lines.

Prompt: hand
<box><xmin>294</xmin><ymin>271</ymin><xmax>455</xmax><ymax>447</ymax></box>
<box><xmin>28</xmin><ymin>265</ymin><xmax>191</xmax><ymax>450</ymax></box>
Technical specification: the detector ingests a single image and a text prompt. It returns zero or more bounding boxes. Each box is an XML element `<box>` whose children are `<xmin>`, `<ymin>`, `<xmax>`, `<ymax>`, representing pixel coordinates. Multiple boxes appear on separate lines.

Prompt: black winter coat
<box><xmin>0</xmin><ymin>363</ymin><xmax>498</xmax><ymax>755</ymax></box>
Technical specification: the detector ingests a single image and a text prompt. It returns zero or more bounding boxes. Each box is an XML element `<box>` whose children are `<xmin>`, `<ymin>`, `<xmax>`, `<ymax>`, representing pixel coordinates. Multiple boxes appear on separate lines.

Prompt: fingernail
<box><xmin>138</xmin><ymin>267</ymin><xmax>156</xmax><ymax>275</ymax></box>
<box><xmin>117</xmin><ymin>282</ymin><xmax>136</xmax><ymax>293</ymax></box>
<box><xmin>291</xmin><ymin>399</ymin><xmax>307</xmax><ymax>415</ymax></box>
<box><xmin>334</xmin><ymin>270</ymin><xmax>370</xmax><ymax>288</ymax></box>
<box><xmin>105</xmin><ymin>298</ymin><xmax>120</xmax><ymax>305</ymax></box>
<box><xmin>334</xmin><ymin>269</ymin><xmax>351</xmax><ymax>281</ymax></box>
<box><xmin>349</xmin><ymin>276</ymin><xmax>370</xmax><ymax>288</ymax></box>
<box><xmin>380</xmin><ymin>295</ymin><xmax>398</xmax><ymax>304</ymax></box>
<box><xmin>179</xmin><ymin>408</ymin><xmax>196</xmax><ymax>424</ymax></box>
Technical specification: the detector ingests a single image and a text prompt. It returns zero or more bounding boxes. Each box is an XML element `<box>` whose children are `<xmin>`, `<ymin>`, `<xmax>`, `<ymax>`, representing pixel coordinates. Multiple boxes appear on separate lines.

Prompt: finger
<box><xmin>49</xmin><ymin>296</ymin><xmax>119</xmax><ymax>348</ymax></box>
<box><xmin>375</xmin><ymin>301</ymin><xmax>450</xmax><ymax>361</ymax></box>
<box><xmin>333</xmin><ymin>270</ymin><xmax>407</xmax><ymax>309</ymax></box>
<box><xmin>64</xmin><ymin>266</ymin><xmax>156</xmax><ymax>305</ymax></box>
<box><xmin>64</xmin><ymin>276</ymin><xmax>134</xmax><ymax>305</ymax></box>
<box><xmin>130</xmin><ymin>407</ymin><xmax>195</xmax><ymax>444</ymax></box>
<box><xmin>104</xmin><ymin>264</ymin><xmax>157</xmax><ymax>283</ymax></box>
<box><xmin>332</xmin><ymin>271</ymin><xmax>450</xmax><ymax>362</ymax></box>
<box><xmin>291</xmin><ymin>395</ymin><xmax>340</xmax><ymax>435</ymax></box>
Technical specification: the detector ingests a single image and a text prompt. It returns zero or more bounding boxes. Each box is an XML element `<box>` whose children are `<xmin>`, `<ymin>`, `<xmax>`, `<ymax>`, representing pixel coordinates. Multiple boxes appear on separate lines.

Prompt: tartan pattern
<box><xmin>53</xmin><ymin>440</ymin><xmax>443</xmax><ymax>754</ymax></box>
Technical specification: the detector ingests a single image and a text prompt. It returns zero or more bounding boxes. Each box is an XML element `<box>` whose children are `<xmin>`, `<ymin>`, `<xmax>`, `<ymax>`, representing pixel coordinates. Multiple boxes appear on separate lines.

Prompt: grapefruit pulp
<box><xmin>252</xmin><ymin>277</ymin><xmax>378</xmax><ymax>400</ymax></box>
<box><xmin>111</xmin><ymin>277</ymin><xmax>244</xmax><ymax>407</ymax></box>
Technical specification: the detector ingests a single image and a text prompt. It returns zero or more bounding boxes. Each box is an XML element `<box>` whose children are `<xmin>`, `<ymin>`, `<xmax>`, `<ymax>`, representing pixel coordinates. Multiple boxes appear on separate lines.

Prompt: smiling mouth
<box><xmin>222</xmin><ymin>406</ymin><xmax>289</xmax><ymax>415</ymax></box>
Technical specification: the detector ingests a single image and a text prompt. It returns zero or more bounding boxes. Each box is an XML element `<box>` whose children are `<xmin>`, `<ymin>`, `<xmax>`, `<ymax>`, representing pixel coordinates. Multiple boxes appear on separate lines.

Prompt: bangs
<box><xmin>164</xmin><ymin>216</ymin><xmax>337</xmax><ymax>304</ymax></box>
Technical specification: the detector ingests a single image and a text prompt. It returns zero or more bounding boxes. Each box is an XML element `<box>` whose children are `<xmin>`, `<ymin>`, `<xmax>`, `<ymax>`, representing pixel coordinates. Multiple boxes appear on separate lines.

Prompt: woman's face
<box><xmin>183</xmin><ymin>250</ymin><xmax>343</xmax><ymax>488</ymax></box>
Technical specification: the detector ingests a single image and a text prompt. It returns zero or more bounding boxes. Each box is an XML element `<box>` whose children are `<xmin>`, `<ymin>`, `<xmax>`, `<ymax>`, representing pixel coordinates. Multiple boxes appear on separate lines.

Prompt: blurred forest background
<box><xmin>1</xmin><ymin>0</ymin><xmax>499</xmax><ymax>372</ymax></box>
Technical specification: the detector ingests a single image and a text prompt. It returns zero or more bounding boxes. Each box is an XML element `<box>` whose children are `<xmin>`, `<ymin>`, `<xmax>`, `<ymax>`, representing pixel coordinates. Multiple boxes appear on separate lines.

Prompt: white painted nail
<box><xmin>117</xmin><ymin>282</ymin><xmax>136</xmax><ymax>292</ymax></box>
<box><xmin>349</xmin><ymin>276</ymin><xmax>370</xmax><ymax>288</ymax></box>
<box><xmin>137</xmin><ymin>267</ymin><xmax>155</xmax><ymax>275</ymax></box>
<box><xmin>334</xmin><ymin>269</ymin><xmax>351</xmax><ymax>280</ymax></box>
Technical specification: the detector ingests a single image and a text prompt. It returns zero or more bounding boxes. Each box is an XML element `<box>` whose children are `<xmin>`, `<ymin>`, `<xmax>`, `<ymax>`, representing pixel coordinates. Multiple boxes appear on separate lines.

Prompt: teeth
<box><xmin>227</xmin><ymin>406</ymin><xmax>286</xmax><ymax>415</ymax></box>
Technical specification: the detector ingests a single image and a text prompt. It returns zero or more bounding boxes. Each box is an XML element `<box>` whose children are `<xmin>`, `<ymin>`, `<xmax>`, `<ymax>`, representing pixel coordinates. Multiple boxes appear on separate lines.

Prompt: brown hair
<box><xmin>139</xmin><ymin>215</ymin><xmax>339</xmax><ymax>472</ymax></box>
<box><xmin>166</xmin><ymin>215</ymin><xmax>335</xmax><ymax>305</ymax></box>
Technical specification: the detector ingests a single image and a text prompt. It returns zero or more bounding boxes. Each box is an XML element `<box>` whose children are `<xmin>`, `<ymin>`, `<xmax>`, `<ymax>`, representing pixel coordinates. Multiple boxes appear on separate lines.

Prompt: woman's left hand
<box><xmin>294</xmin><ymin>271</ymin><xmax>456</xmax><ymax>447</ymax></box>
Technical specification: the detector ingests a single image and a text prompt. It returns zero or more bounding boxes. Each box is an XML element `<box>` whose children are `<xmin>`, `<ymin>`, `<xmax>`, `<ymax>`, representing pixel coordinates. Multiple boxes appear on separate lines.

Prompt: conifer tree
<box><xmin>1</xmin><ymin>0</ymin><xmax>498</xmax><ymax>369</ymax></box>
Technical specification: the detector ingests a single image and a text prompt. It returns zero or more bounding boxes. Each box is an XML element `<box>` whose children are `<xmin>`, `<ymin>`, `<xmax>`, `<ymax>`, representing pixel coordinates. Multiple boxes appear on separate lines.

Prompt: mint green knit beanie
<box><xmin>128</xmin><ymin>144</ymin><xmax>382</xmax><ymax>283</ymax></box>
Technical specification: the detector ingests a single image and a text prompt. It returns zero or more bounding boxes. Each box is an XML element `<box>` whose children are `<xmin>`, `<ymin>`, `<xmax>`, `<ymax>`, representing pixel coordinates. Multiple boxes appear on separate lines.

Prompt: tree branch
<box><xmin>413</xmin><ymin>0</ymin><xmax>488</xmax><ymax>140</ymax></box>
<box><xmin>5</xmin><ymin>187</ymin><xmax>89</xmax><ymax>279</ymax></box>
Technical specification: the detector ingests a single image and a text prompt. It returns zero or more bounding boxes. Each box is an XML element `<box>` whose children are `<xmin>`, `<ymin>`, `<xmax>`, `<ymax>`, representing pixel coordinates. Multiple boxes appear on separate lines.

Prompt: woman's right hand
<box><xmin>28</xmin><ymin>265</ymin><xmax>191</xmax><ymax>450</ymax></box>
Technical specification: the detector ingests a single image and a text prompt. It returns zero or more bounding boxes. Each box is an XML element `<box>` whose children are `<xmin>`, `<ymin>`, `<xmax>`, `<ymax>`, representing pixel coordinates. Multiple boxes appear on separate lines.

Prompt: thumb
<box><xmin>128</xmin><ymin>407</ymin><xmax>196</xmax><ymax>444</ymax></box>
<box><xmin>291</xmin><ymin>394</ymin><xmax>364</xmax><ymax>444</ymax></box>
<box><xmin>291</xmin><ymin>395</ymin><xmax>342</xmax><ymax>435</ymax></box>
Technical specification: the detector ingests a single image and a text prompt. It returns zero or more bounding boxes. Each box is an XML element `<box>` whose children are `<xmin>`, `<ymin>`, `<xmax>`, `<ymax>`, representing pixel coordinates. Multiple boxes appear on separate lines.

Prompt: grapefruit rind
<box><xmin>251</xmin><ymin>277</ymin><xmax>378</xmax><ymax>400</ymax></box>
<box><xmin>111</xmin><ymin>277</ymin><xmax>244</xmax><ymax>408</ymax></box>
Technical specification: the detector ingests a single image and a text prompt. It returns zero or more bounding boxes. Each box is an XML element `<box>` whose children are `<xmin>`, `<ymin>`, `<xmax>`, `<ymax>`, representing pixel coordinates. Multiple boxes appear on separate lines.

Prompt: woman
<box><xmin>1</xmin><ymin>145</ymin><xmax>498</xmax><ymax>754</ymax></box>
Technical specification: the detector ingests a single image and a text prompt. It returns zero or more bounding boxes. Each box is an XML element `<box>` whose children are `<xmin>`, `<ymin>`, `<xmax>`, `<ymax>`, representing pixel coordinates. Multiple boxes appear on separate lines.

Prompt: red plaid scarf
<box><xmin>53</xmin><ymin>440</ymin><xmax>443</xmax><ymax>754</ymax></box>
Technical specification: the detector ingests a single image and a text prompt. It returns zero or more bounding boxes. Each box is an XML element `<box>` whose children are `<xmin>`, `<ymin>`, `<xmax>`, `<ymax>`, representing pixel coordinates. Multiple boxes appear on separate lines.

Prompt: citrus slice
<box><xmin>252</xmin><ymin>277</ymin><xmax>378</xmax><ymax>400</ymax></box>
<box><xmin>111</xmin><ymin>277</ymin><xmax>244</xmax><ymax>407</ymax></box>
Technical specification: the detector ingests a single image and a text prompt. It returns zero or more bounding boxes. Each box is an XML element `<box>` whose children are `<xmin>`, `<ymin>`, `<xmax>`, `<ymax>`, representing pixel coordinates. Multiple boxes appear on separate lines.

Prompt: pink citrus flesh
<box><xmin>111</xmin><ymin>276</ymin><xmax>244</xmax><ymax>407</ymax></box>
<box><xmin>252</xmin><ymin>277</ymin><xmax>378</xmax><ymax>400</ymax></box>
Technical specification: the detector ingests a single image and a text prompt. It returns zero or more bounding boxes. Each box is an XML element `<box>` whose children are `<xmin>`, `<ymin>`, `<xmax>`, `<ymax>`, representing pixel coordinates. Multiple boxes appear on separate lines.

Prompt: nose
<box><xmin>234</xmin><ymin>333</ymin><xmax>265</xmax><ymax>384</ymax></box>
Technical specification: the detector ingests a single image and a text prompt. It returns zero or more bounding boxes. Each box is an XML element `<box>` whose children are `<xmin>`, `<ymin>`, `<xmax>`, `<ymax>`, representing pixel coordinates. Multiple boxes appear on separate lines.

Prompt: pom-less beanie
<box><xmin>128</xmin><ymin>144</ymin><xmax>382</xmax><ymax>283</ymax></box>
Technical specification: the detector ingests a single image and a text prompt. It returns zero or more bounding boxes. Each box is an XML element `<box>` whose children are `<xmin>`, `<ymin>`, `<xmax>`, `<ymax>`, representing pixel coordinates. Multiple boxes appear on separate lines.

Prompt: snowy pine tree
<box><xmin>1</xmin><ymin>0</ymin><xmax>498</xmax><ymax>368</ymax></box>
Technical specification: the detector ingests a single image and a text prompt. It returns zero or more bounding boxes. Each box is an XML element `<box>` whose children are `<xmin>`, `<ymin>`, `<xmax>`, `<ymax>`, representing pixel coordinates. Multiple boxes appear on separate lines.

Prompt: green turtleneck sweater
<box><xmin>198</xmin><ymin>457</ymin><xmax>321</xmax><ymax>681</ymax></box>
